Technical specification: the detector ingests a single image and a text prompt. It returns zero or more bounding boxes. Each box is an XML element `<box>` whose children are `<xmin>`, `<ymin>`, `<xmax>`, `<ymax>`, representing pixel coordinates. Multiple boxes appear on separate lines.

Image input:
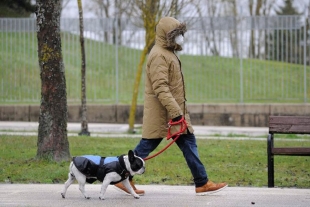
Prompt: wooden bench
<box><xmin>267</xmin><ymin>116</ymin><xmax>310</xmax><ymax>187</ymax></box>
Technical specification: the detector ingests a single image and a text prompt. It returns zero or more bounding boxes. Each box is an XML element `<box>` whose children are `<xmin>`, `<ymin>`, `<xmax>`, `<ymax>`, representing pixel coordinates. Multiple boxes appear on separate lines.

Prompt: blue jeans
<box><xmin>134</xmin><ymin>133</ymin><xmax>208</xmax><ymax>187</ymax></box>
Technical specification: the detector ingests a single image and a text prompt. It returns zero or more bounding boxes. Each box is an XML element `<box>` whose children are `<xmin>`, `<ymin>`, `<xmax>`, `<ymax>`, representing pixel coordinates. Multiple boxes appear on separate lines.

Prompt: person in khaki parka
<box><xmin>115</xmin><ymin>17</ymin><xmax>227</xmax><ymax>195</ymax></box>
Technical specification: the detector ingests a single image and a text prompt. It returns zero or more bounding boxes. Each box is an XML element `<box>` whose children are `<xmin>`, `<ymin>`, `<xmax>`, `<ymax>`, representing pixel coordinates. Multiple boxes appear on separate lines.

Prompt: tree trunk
<box><xmin>128</xmin><ymin>46</ymin><xmax>148</xmax><ymax>133</ymax></box>
<box><xmin>77</xmin><ymin>0</ymin><xmax>90</xmax><ymax>136</ymax></box>
<box><xmin>128</xmin><ymin>0</ymin><xmax>158</xmax><ymax>133</ymax></box>
<box><xmin>36</xmin><ymin>0</ymin><xmax>70</xmax><ymax>161</ymax></box>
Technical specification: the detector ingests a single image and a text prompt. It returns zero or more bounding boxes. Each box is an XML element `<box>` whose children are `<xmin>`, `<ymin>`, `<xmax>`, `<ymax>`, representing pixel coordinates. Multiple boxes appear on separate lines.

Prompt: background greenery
<box><xmin>1</xmin><ymin>135</ymin><xmax>309</xmax><ymax>188</ymax></box>
<box><xmin>1</xmin><ymin>32</ymin><xmax>309</xmax><ymax>104</ymax></box>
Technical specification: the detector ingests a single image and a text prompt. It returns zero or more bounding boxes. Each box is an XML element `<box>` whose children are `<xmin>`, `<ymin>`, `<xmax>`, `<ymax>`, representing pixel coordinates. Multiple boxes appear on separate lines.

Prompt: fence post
<box><xmin>114</xmin><ymin>18</ymin><xmax>119</xmax><ymax>104</ymax></box>
<box><xmin>239</xmin><ymin>16</ymin><xmax>244</xmax><ymax>103</ymax></box>
<box><xmin>304</xmin><ymin>18</ymin><xmax>308</xmax><ymax>103</ymax></box>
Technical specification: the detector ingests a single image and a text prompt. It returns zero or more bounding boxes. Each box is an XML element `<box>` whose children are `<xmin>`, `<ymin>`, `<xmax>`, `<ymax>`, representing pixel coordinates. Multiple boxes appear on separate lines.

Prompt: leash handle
<box><xmin>167</xmin><ymin>116</ymin><xmax>187</xmax><ymax>140</ymax></box>
<box><xmin>143</xmin><ymin>117</ymin><xmax>187</xmax><ymax>161</ymax></box>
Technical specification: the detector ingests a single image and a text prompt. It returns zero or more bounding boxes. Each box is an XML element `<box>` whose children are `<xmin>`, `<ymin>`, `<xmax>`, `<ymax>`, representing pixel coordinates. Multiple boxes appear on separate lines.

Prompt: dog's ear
<box><xmin>128</xmin><ymin>150</ymin><xmax>135</xmax><ymax>163</ymax></box>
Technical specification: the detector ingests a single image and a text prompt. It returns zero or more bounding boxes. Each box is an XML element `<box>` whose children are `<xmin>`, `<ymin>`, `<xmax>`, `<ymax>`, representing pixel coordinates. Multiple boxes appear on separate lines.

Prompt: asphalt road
<box><xmin>0</xmin><ymin>184</ymin><xmax>310</xmax><ymax>207</ymax></box>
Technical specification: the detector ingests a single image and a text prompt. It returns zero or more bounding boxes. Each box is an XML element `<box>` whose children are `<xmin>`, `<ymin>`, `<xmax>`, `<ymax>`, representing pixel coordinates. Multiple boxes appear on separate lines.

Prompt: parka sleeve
<box><xmin>148</xmin><ymin>55</ymin><xmax>183</xmax><ymax>119</ymax></box>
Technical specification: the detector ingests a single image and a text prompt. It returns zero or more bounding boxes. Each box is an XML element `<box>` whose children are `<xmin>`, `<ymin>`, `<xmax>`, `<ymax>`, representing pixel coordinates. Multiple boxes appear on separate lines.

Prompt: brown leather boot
<box><xmin>114</xmin><ymin>180</ymin><xmax>145</xmax><ymax>195</ymax></box>
<box><xmin>195</xmin><ymin>180</ymin><xmax>227</xmax><ymax>195</ymax></box>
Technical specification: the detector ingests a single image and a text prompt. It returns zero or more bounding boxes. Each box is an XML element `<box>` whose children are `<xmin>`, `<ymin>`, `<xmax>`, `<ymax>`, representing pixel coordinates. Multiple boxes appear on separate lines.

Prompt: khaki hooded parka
<box><xmin>142</xmin><ymin>17</ymin><xmax>194</xmax><ymax>139</ymax></box>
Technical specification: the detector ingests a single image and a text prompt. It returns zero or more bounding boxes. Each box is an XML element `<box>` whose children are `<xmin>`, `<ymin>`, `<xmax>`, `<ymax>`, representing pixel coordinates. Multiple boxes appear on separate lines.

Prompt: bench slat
<box><xmin>269</xmin><ymin>116</ymin><xmax>310</xmax><ymax>134</ymax></box>
<box><xmin>269</xmin><ymin>124</ymin><xmax>310</xmax><ymax>134</ymax></box>
<box><xmin>272</xmin><ymin>147</ymin><xmax>310</xmax><ymax>155</ymax></box>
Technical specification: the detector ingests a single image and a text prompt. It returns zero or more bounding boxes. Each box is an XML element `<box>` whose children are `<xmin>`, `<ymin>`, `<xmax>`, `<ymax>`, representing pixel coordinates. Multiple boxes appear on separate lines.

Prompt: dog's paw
<box><xmin>133</xmin><ymin>194</ymin><xmax>140</xmax><ymax>199</ymax></box>
<box><xmin>61</xmin><ymin>193</ymin><xmax>65</xmax><ymax>199</ymax></box>
<box><xmin>99</xmin><ymin>196</ymin><xmax>105</xmax><ymax>200</ymax></box>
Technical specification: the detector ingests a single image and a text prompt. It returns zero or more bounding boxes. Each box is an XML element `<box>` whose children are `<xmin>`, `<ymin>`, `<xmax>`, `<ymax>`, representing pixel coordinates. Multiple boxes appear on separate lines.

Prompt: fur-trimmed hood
<box><xmin>155</xmin><ymin>17</ymin><xmax>187</xmax><ymax>51</ymax></box>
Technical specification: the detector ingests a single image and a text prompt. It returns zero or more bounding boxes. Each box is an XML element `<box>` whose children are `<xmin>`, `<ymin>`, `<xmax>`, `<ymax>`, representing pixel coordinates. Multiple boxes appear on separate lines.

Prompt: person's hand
<box><xmin>172</xmin><ymin>115</ymin><xmax>183</xmax><ymax>122</ymax></box>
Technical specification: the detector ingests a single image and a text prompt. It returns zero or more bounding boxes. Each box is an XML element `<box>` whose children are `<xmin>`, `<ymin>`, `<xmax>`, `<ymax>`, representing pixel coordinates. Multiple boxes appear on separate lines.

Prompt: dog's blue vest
<box><xmin>72</xmin><ymin>155</ymin><xmax>130</xmax><ymax>184</ymax></box>
<box><xmin>81</xmin><ymin>155</ymin><xmax>118</xmax><ymax>165</ymax></box>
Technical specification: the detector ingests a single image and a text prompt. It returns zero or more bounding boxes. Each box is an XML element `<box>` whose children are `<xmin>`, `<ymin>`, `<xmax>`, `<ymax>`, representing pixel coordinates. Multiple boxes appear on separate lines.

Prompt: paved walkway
<box><xmin>0</xmin><ymin>184</ymin><xmax>310</xmax><ymax>207</ymax></box>
<box><xmin>0</xmin><ymin>121</ymin><xmax>269</xmax><ymax>137</ymax></box>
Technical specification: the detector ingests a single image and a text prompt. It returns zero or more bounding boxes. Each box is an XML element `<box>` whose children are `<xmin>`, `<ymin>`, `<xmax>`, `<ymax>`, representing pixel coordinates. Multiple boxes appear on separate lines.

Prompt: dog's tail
<box><xmin>69</xmin><ymin>162</ymin><xmax>75</xmax><ymax>178</ymax></box>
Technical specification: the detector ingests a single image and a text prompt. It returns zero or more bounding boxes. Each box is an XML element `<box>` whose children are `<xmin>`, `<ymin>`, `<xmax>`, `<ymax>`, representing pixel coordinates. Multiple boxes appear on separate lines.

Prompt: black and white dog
<box><xmin>61</xmin><ymin>150</ymin><xmax>145</xmax><ymax>200</ymax></box>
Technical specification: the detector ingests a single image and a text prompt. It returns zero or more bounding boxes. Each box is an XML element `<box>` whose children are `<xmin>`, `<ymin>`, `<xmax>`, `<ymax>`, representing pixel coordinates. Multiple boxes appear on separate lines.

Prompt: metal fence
<box><xmin>0</xmin><ymin>16</ymin><xmax>309</xmax><ymax>104</ymax></box>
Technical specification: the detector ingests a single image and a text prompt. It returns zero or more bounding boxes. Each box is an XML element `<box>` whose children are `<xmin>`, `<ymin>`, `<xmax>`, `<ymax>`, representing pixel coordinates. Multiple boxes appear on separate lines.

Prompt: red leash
<box><xmin>143</xmin><ymin>117</ymin><xmax>187</xmax><ymax>161</ymax></box>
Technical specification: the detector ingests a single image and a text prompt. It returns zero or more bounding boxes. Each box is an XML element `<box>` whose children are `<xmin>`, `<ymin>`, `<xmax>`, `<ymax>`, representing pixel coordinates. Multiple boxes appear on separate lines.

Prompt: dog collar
<box><xmin>118</xmin><ymin>155</ymin><xmax>130</xmax><ymax>178</ymax></box>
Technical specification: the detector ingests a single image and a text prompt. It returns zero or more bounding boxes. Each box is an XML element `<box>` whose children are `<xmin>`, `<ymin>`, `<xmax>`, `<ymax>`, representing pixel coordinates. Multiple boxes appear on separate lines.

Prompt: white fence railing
<box><xmin>0</xmin><ymin>16</ymin><xmax>309</xmax><ymax>104</ymax></box>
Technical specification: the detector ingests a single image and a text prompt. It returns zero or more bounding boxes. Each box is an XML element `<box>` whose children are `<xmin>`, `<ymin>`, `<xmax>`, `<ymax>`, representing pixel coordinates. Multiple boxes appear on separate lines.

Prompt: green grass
<box><xmin>1</xmin><ymin>135</ymin><xmax>309</xmax><ymax>188</ymax></box>
<box><xmin>1</xmin><ymin>32</ymin><xmax>310</xmax><ymax>104</ymax></box>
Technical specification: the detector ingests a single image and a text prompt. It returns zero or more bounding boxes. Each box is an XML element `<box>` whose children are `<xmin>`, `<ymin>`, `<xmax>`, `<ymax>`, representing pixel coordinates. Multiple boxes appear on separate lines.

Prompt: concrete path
<box><xmin>0</xmin><ymin>184</ymin><xmax>310</xmax><ymax>207</ymax></box>
<box><xmin>0</xmin><ymin>121</ymin><xmax>269</xmax><ymax>137</ymax></box>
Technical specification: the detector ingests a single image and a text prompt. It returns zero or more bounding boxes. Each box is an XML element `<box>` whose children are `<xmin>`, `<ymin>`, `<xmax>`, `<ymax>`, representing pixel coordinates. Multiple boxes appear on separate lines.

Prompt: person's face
<box><xmin>175</xmin><ymin>33</ymin><xmax>184</xmax><ymax>46</ymax></box>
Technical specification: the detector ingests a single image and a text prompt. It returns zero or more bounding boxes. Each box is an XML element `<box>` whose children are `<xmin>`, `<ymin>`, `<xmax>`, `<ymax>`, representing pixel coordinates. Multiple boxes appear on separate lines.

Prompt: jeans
<box><xmin>134</xmin><ymin>133</ymin><xmax>208</xmax><ymax>187</ymax></box>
